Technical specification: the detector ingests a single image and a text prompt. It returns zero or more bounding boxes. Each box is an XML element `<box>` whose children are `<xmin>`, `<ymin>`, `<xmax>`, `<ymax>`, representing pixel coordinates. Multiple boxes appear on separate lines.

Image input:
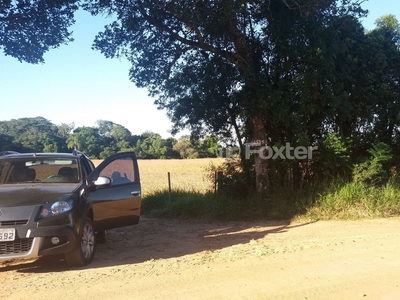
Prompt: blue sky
<box><xmin>0</xmin><ymin>0</ymin><xmax>399</xmax><ymax>138</ymax></box>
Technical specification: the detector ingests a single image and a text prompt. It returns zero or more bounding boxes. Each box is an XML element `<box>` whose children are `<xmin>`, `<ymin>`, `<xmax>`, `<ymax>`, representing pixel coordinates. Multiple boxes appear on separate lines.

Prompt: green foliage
<box><xmin>141</xmin><ymin>189</ymin><xmax>301</xmax><ymax>221</ymax></box>
<box><xmin>205</xmin><ymin>158</ymin><xmax>253</xmax><ymax>198</ymax></box>
<box><xmin>0</xmin><ymin>134</ymin><xmax>14</xmax><ymax>151</ymax></box>
<box><xmin>0</xmin><ymin>117</ymin><xmax>67</xmax><ymax>152</ymax></box>
<box><xmin>142</xmin><ymin>190</ymin><xmax>214</xmax><ymax>219</ymax></box>
<box><xmin>57</xmin><ymin>123</ymin><xmax>74</xmax><ymax>139</ymax></box>
<box><xmin>172</xmin><ymin>136</ymin><xmax>199</xmax><ymax>159</ymax></box>
<box><xmin>135</xmin><ymin>132</ymin><xmax>171</xmax><ymax>159</ymax></box>
<box><xmin>0</xmin><ymin>0</ymin><xmax>79</xmax><ymax>63</ymax></box>
<box><xmin>0</xmin><ymin>117</ymin><xmax>220</xmax><ymax>159</ymax></box>
<box><xmin>5</xmin><ymin>0</ymin><xmax>400</xmax><ymax>192</ymax></box>
<box><xmin>67</xmin><ymin>126</ymin><xmax>104</xmax><ymax>158</ymax></box>
<box><xmin>98</xmin><ymin>146</ymin><xmax>117</xmax><ymax>159</ymax></box>
<box><xmin>313</xmin><ymin>133</ymin><xmax>353</xmax><ymax>180</ymax></box>
<box><xmin>197</xmin><ymin>136</ymin><xmax>219</xmax><ymax>158</ymax></box>
<box><xmin>43</xmin><ymin>142</ymin><xmax>58</xmax><ymax>152</ymax></box>
<box><xmin>375</xmin><ymin>14</ymin><xmax>400</xmax><ymax>40</ymax></box>
<box><xmin>367</xmin><ymin>142</ymin><xmax>393</xmax><ymax>162</ymax></box>
<box><xmin>85</xmin><ymin>0</ymin><xmax>382</xmax><ymax>191</ymax></box>
<box><xmin>305</xmin><ymin>179</ymin><xmax>400</xmax><ymax>219</ymax></box>
<box><xmin>142</xmin><ymin>177</ymin><xmax>400</xmax><ymax>221</ymax></box>
<box><xmin>353</xmin><ymin>142</ymin><xmax>393</xmax><ymax>186</ymax></box>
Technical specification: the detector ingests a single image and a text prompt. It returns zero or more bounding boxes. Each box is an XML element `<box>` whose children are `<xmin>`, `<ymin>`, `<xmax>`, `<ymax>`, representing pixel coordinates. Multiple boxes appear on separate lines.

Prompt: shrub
<box><xmin>353</xmin><ymin>142</ymin><xmax>392</xmax><ymax>186</ymax></box>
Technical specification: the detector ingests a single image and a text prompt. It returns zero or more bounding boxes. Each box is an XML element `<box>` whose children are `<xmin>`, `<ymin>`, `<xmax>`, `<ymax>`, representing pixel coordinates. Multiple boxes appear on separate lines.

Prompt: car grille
<box><xmin>0</xmin><ymin>238</ymin><xmax>34</xmax><ymax>255</ymax></box>
<box><xmin>0</xmin><ymin>220</ymin><xmax>29</xmax><ymax>226</ymax></box>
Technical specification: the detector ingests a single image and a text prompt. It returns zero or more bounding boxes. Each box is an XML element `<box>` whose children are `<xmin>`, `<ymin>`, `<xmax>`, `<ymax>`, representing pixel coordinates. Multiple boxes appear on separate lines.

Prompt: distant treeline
<box><xmin>0</xmin><ymin>117</ymin><xmax>219</xmax><ymax>159</ymax></box>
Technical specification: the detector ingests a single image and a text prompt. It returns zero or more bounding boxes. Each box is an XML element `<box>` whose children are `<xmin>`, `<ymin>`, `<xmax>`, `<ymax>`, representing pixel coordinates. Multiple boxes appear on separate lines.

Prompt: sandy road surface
<box><xmin>1</xmin><ymin>217</ymin><xmax>400</xmax><ymax>300</ymax></box>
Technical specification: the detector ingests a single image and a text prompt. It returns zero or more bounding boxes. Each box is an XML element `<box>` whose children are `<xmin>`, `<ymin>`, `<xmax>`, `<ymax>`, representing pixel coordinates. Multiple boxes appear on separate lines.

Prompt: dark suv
<box><xmin>0</xmin><ymin>151</ymin><xmax>141</xmax><ymax>266</ymax></box>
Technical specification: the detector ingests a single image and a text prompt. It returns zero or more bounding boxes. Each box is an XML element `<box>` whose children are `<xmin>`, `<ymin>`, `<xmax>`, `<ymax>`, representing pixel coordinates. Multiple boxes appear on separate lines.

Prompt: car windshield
<box><xmin>0</xmin><ymin>157</ymin><xmax>80</xmax><ymax>184</ymax></box>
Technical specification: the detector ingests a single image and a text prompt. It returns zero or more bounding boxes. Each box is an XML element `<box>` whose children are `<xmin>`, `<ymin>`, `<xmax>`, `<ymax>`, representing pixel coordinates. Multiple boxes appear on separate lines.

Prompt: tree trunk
<box><xmin>231</xmin><ymin>114</ymin><xmax>253</xmax><ymax>188</ymax></box>
<box><xmin>251</xmin><ymin>113</ymin><xmax>269</xmax><ymax>192</ymax></box>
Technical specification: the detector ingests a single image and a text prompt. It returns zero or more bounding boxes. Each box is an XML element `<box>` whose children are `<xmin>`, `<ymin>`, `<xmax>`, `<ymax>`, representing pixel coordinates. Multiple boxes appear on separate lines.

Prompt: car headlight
<box><xmin>39</xmin><ymin>199</ymin><xmax>74</xmax><ymax>219</ymax></box>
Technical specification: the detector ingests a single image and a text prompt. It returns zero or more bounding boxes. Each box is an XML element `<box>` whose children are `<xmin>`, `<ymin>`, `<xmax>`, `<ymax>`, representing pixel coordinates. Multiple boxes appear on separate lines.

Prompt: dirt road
<box><xmin>1</xmin><ymin>217</ymin><xmax>400</xmax><ymax>300</ymax></box>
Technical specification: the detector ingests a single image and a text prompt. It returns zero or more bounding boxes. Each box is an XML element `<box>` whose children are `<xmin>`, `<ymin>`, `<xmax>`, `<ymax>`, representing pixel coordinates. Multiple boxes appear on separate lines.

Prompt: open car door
<box><xmin>85</xmin><ymin>152</ymin><xmax>142</xmax><ymax>230</ymax></box>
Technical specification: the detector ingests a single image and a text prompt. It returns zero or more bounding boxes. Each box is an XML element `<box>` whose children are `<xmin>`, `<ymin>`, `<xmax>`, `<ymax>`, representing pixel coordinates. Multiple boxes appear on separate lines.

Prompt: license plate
<box><xmin>0</xmin><ymin>228</ymin><xmax>15</xmax><ymax>241</ymax></box>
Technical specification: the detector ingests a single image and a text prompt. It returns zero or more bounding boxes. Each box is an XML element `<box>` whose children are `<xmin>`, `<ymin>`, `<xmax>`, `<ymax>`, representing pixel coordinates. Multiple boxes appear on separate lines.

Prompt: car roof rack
<box><xmin>0</xmin><ymin>151</ymin><xmax>19</xmax><ymax>156</ymax></box>
<box><xmin>72</xmin><ymin>148</ymin><xmax>82</xmax><ymax>156</ymax></box>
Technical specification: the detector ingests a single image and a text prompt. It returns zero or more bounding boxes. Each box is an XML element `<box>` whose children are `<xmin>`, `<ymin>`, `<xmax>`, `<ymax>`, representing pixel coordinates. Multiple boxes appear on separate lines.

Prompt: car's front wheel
<box><xmin>65</xmin><ymin>217</ymin><xmax>96</xmax><ymax>267</ymax></box>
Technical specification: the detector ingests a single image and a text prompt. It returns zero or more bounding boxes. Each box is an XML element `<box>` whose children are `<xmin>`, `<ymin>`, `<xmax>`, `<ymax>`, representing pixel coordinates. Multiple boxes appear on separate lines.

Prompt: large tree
<box><xmin>365</xmin><ymin>15</ymin><xmax>400</xmax><ymax>147</ymax></box>
<box><xmin>0</xmin><ymin>0</ymin><xmax>78</xmax><ymax>63</ymax></box>
<box><xmin>95</xmin><ymin>120</ymin><xmax>135</xmax><ymax>158</ymax></box>
<box><xmin>135</xmin><ymin>131</ymin><xmax>169</xmax><ymax>159</ymax></box>
<box><xmin>66</xmin><ymin>126</ymin><xmax>103</xmax><ymax>158</ymax></box>
<box><xmin>84</xmin><ymin>0</ymin><xmax>366</xmax><ymax>191</ymax></box>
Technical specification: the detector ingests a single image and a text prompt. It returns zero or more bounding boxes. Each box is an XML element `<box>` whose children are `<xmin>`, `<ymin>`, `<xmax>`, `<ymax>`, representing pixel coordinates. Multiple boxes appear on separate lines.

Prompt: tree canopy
<box><xmin>0</xmin><ymin>0</ymin><xmax>79</xmax><ymax>63</ymax></box>
<box><xmin>2</xmin><ymin>0</ymin><xmax>400</xmax><ymax>193</ymax></box>
<box><xmin>85</xmin><ymin>0</ymin><xmax>379</xmax><ymax>191</ymax></box>
<box><xmin>0</xmin><ymin>117</ymin><xmax>218</xmax><ymax>159</ymax></box>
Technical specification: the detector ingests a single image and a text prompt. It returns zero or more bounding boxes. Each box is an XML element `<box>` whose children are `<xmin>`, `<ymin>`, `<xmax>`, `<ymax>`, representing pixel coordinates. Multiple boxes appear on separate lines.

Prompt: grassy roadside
<box><xmin>93</xmin><ymin>158</ymin><xmax>400</xmax><ymax>221</ymax></box>
<box><xmin>303</xmin><ymin>180</ymin><xmax>400</xmax><ymax>220</ymax></box>
<box><xmin>141</xmin><ymin>180</ymin><xmax>400</xmax><ymax>221</ymax></box>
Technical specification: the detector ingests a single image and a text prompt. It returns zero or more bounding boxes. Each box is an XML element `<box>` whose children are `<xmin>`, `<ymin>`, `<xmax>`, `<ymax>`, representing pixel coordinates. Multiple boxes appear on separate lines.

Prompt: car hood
<box><xmin>0</xmin><ymin>184</ymin><xmax>80</xmax><ymax>207</ymax></box>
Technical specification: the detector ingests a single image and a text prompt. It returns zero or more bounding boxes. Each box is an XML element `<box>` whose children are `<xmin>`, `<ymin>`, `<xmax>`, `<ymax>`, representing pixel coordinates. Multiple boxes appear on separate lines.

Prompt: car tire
<box><xmin>65</xmin><ymin>217</ymin><xmax>96</xmax><ymax>267</ymax></box>
<box><xmin>96</xmin><ymin>230</ymin><xmax>107</xmax><ymax>244</ymax></box>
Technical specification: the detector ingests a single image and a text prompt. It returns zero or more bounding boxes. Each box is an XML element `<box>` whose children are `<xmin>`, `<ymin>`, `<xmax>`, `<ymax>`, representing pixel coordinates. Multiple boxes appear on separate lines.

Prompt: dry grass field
<box><xmin>92</xmin><ymin>158</ymin><xmax>224</xmax><ymax>196</ymax></box>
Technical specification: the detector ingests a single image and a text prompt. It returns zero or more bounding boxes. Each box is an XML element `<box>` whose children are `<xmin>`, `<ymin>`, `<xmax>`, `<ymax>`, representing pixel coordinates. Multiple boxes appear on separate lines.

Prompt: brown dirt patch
<box><xmin>1</xmin><ymin>217</ymin><xmax>400</xmax><ymax>299</ymax></box>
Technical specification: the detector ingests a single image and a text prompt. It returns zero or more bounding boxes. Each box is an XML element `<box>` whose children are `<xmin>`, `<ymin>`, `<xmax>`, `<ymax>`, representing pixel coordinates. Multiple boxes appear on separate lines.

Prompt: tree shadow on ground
<box><xmin>0</xmin><ymin>217</ymin><xmax>316</xmax><ymax>273</ymax></box>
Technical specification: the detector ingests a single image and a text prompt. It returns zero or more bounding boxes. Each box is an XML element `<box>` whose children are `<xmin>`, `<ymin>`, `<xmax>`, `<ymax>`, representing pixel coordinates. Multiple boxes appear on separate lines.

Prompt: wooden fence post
<box><xmin>217</xmin><ymin>171</ymin><xmax>223</xmax><ymax>193</ymax></box>
<box><xmin>168</xmin><ymin>172</ymin><xmax>172</xmax><ymax>202</ymax></box>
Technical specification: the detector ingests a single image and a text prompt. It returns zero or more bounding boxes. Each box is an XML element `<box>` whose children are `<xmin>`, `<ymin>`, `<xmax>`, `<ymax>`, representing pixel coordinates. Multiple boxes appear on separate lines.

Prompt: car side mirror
<box><xmin>93</xmin><ymin>176</ymin><xmax>112</xmax><ymax>187</ymax></box>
